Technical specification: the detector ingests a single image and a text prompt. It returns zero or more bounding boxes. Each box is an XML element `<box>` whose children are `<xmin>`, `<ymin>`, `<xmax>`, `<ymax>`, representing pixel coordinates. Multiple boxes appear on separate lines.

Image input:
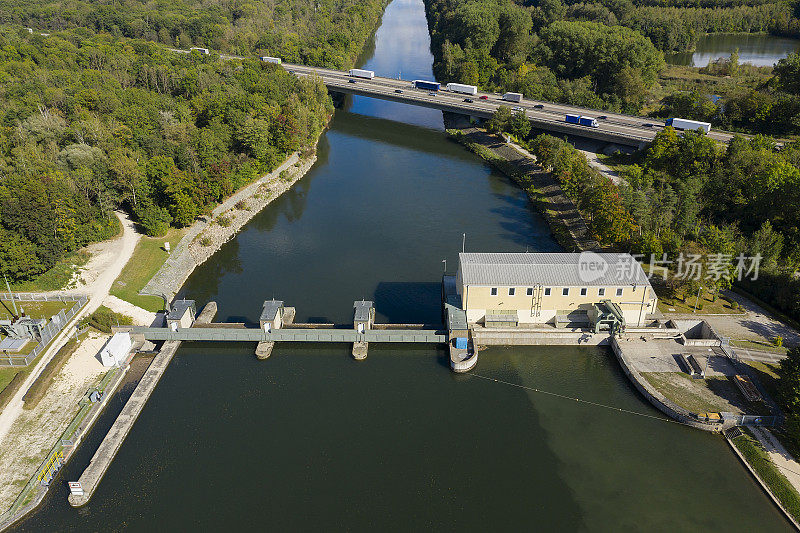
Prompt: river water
<box><xmin>666</xmin><ymin>33</ymin><xmax>800</xmax><ymax>67</ymax></box>
<box><xmin>12</xmin><ymin>0</ymin><xmax>793</xmax><ymax>530</ymax></box>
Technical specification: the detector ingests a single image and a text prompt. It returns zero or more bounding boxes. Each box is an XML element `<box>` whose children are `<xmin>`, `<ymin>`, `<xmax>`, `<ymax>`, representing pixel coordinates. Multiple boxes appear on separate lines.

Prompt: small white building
<box><xmin>100</xmin><ymin>332</ymin><xmax>132</xmax><ymax>367</ymax></box>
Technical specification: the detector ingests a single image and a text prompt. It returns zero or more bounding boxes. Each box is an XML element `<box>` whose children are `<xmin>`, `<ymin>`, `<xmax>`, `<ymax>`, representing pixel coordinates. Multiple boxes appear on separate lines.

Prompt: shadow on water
<box><xmin>372</xmin><ymin>281</ymin><xmax>443</xmax><ymax>325</ymax></box>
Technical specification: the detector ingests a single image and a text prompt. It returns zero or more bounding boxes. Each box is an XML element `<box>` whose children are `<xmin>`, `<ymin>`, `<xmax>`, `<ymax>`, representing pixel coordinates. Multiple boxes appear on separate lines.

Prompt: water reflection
<box><xmin>667</xmin><ymin>33</ymin><xmax>800</xmax><ymax>67</ymax></box>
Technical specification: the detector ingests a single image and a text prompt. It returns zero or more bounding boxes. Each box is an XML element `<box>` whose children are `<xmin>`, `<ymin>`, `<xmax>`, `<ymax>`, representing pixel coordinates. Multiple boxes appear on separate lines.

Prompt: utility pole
<box><xmin>693</xmin><ymin>285</ymin><xmax>703</xmax><ymax>313</ymax></box>
<box><xmin>3</xmin><ymin>273</ymin><xmax>18</xmax><ymax>317</ymax></box>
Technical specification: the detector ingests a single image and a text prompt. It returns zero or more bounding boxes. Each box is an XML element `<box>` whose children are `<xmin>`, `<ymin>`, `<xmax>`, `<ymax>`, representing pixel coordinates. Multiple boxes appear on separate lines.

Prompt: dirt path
<box><xmin>0</xmin><ymin>212</ymin><xmax>141</xmax><ymax>446</ymax></box>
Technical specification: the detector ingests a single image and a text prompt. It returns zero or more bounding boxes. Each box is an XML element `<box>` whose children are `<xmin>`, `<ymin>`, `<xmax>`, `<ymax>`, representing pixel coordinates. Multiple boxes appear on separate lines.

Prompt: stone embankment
<box><xmin>142</xmin><ymin>147</ymin><xmax>320</xmax><ymax>299</ymax></box>
<box><xmin>446</xmin><ymin>125</ymin><xmax>600</xmax><ymax>252</ymax></box>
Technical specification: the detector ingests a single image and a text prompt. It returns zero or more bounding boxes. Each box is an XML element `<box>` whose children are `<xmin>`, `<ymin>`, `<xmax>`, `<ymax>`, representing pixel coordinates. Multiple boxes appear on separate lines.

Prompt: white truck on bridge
<box><xmin>446</xmin><ymin>83</ymin><xmax>478</xmax><ymax>95</ymax></box>
<box><xmin>260</xmin><ymin>56</ymin><xmax>281</xmax><ymax>64</ymax></box>
<box><xmin>502</xmin><ymin>92</ymin><xmax>523</xmax><ymax>103</ymax></box>
<box><xmin>349</xmin><ymin>69</ymin><xmax>375</xmax><ymax>79</ymax></box>
<box><xmin>666</xmin><ymin>118</ymin><xmax>711</xmax><ymax>133</ymax></box>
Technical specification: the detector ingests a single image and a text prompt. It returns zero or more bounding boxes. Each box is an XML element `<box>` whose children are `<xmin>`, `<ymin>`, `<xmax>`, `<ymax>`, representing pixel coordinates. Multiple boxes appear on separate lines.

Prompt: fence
<box><xmin>0</xmin><ymin>294</ymin><xmax>88</xmax><ymax>367</ymax></box>
<box><xmin>0</xmin><ymin>364</ymin><xmax>124</xmax><ymax>525</ymax></box>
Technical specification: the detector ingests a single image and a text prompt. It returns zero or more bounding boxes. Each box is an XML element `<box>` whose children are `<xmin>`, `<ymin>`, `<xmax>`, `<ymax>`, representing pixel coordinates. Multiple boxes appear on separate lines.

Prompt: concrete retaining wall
<box><xmin>610</xmin><ymin>336</ymin><xmax>723</xmax><ymax>432</ymax></box>
<box><xmin>474</xmin><ymin>327</ymin><xmax>609</xmax><ymax>346</ymax></box>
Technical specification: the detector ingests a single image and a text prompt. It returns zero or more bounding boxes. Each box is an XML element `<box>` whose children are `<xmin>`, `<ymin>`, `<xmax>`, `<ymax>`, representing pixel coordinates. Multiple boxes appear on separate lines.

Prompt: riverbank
<box><xmin>446</xmin><ymin>125</ymin><xmax>599</xmax><ymax>252</ymax></box>
<box><xmin>140</xmin><ymin>142</ymin><xmax>323</xmax><ymax>301</ymax></box>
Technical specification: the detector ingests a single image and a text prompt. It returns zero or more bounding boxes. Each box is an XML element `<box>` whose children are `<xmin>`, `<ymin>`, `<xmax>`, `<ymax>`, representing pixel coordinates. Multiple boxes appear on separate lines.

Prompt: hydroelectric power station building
<box><xmin>455</xmin><ymin>253</ymin><xmax>657</xmax><ymax>328</ymax></box>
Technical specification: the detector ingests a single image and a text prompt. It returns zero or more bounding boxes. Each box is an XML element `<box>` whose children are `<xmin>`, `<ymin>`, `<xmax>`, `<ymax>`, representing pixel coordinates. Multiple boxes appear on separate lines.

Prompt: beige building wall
<box><xmin>460</xmin><ymin>283</ymin><xmax>656</xmax><ymax>326</ymax></box>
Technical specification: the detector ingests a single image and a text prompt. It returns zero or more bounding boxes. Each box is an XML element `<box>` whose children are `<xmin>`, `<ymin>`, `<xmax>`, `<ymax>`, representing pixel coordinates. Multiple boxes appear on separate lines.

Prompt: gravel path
<box><xmin>0</xmin><ymin>212</ymin><xmax>140</xmax><ymax>446</ymax></box>
<box><xmin>750</xmin><ymin>426</ymin><xmax>800</xmax><ymax>494</ymax></box>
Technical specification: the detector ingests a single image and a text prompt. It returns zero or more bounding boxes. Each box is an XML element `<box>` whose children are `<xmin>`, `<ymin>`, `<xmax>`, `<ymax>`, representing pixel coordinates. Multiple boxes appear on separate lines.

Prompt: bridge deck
<box><xmin>283</xmin><ymin>63</ymin><xmax>736</xmax><ymax>147</ymax></box>
<box><xmin>132</xmin><ymin>327</ymin><xmax>447</xmax><ymax>344</ymax></box>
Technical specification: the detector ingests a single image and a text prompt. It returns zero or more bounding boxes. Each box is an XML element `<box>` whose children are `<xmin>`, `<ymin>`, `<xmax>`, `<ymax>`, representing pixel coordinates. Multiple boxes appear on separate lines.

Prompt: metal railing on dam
<box><xmin>131</xmin><ymin>326</ymin><xmax>447</xmax><ymax>344</ymax></box>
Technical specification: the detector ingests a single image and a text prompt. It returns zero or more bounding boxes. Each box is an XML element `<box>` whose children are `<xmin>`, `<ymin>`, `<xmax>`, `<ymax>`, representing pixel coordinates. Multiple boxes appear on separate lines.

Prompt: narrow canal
<box><xmin>13</xmin><ymin>0</ymin><xmax>793</xmax><ymax>530</ymax></box>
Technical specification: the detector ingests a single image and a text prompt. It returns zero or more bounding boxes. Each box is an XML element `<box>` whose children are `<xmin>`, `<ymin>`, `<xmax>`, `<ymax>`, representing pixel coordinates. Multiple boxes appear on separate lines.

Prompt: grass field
<box><xmin>0</xmin><ymin>300</ymin><xmax>72</xmax><ymax>322</ymax></box>
<box><xmin>641</xmin><ymin>371</ymin><xmax>766</xmax><ymax>415</ymax></box>
<box><xmin>734</xmin><ymin>339</ymin><xmax>789</xmax><ymax>355</ymax></box>
<box><xmin>109</xmin><ymin>228</ymin><xmax>186</xmax><ymax>312</ymax></box>
<box><xmin>657</xmin><ymin>289</ymin><xmax>744</xmax><ymax>315</ymax></box>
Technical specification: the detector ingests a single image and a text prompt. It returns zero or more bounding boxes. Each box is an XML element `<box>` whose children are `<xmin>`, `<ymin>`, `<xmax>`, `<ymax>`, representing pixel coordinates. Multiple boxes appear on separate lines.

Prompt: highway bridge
<box><xmin>283</xmin><ymin>63</ymin><xmax>736</xmax><ymax>147</ymax></box>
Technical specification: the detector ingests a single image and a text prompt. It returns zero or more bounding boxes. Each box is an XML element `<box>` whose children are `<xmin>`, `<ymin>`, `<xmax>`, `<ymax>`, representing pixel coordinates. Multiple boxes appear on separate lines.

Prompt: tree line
<box><xmin>0</xmin><ymin>28</ymin><xmax>334</xmax><ymax>281</ymax></box>
<box><xmin>0</xmin><ymin>0</ymin><xmax>390</xmax><ymax>69</ymax></box>
<box><xmin>488</xmin><ymin>109</ymin><xmax>800</xmax><ymax>321</ymax></box>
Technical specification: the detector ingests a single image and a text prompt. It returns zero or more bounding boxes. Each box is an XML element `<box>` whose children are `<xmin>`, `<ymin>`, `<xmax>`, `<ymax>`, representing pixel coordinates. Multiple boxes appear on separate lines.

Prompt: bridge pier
<box><xmin>352</xmin><ymin>300</ymin><xmax>374</xmax><ymax>360</ymax></box>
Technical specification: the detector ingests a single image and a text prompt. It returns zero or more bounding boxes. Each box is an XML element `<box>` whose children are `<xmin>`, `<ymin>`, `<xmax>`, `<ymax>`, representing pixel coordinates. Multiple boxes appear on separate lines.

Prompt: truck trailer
<box><xmin>190</xmin><ymin>47</ymin><xmax>210</xmax><ymax>55</ymax></box>
<box><xmin>260</xmin><ymin>56</ymin><xmax>282</xmax><ymax>64</ymax></box>
<box><xmin>565</xmin><ymin>114</ymin><xmax>599</xmax><ymax>128</ymax></box>
<box><xmin>665</xmin><ymin>118</ymin><xmax>711</xmax><ymax>133</ymax></box>
<box><xmin>502</xmin><ymin>92</ymin><xmax>523</xmax><ymax>103</ymax></box>
<box><xmin>413</xmin><ymin>80</ymin><xmax>440</xmax><ymax>91</ymax></box>
<box><xmin>446</xmin><ymin>83</ymin><xmax>478</xmax><ymax>95</ymax></box>
<box><xmin>349</xmin><ymin>69</ymin><xmax>375</xmax><ymax>79</ymax></box>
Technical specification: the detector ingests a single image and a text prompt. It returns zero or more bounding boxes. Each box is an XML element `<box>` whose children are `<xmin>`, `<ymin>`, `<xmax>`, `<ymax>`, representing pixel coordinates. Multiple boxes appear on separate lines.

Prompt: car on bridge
<box><xmin>534</xmin><ymin>104</ymin><xmax>544</xmax><ymax>109</ymax></box>
<box><xmin>395</xmin><ymin>89</ymin><xmax>403</xmax><ymax>93</ymax></box>
<box><xmin>348</xmin><ymin>79</ymin><xmax>357</xmax><ymax>84</ymax></box>
<box><xmin>464</xmin><ymin>98</ymin><xmax>473</xmax><ymax>103</ymax></box>
<box><xmin>479</xmin><ymin>95</ymin><xmax>488</xmax><ymax>100</ymax></box>
<box><xmin>429</xmin><ymin>92</ymin><xmax>436</xmax><ymax>96</ymax></box>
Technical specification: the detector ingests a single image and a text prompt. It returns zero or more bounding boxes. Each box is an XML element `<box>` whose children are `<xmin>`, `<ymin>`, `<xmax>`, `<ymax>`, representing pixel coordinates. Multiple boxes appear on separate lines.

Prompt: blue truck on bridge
<box><xmin>565</xmin><ymin>114</ymin><xmax>599</xmax><ymax>128</ymax></box>
<box><xmin>413</xmin><ymin>80</ymin><xmax>440</xmax><ymax>91</ymax></box>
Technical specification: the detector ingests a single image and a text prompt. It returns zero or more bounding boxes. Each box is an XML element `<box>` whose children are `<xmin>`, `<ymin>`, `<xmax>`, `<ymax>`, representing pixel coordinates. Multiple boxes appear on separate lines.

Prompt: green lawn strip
<box><xmin>0</xmin><ymin>372</ymin><xmax>26</xmax><ymax>412</ymax></box>
<box><xmin>733</xmin><ymin>429</ymin><xmax>800</xmax><ymax>524</ymax></box>
<box><xmin>734</xmin><ymin>339</ymin><xmax>789</xmax><ymax>356</ymax></box>
<box><xmin>109</xmin><ymin>228</ymin><xmax>185</xmax><ymax>312</ymax></box>
<box><xmin>22</xmin><ymin>339</ymin><xmax>79</xmax><ymax>410</ymax></box>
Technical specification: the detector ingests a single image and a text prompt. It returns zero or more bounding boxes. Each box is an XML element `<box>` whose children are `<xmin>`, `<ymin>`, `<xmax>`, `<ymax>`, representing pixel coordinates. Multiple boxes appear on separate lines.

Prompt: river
<box><xmin>666</xmin><ymin>33</ymin><xmax>800</xmax><ymax>67</ymax></box>
<box><xmin>11</xmin><ymin>0</ymin><xmax>793</xmax><ymax>530</ymax></box>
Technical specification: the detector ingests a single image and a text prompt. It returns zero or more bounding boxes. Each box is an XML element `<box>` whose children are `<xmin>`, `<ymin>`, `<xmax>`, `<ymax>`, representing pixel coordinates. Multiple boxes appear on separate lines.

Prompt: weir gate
<box><xmin>130</xmin><ymin>298</ymin><xmax>465</xmax><ymax>366</ymax></box>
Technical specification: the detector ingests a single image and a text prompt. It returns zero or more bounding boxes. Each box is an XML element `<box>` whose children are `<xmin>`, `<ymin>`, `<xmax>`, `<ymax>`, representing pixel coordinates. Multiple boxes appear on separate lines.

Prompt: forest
<box><xmin>0</xmin><ymin>0</ymin><xmax>390</xmax><ymax>68</ymax></box>
<box><xmin>0</xmin><ymin>28</ymin><xmax>333</xmax><ymax>281</ymax></box>
<box><xmin>424</xmin><ymin>0</ymin><xmax>800</xmax><ymax>116</ymax></box>
<box><xmin>490</xmin><ymin>114</ymin><xmax>800</xmax><ymax>322</ymax></box>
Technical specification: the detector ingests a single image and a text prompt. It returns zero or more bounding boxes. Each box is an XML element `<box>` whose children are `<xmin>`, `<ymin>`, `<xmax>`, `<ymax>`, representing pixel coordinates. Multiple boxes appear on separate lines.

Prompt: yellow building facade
<box><xmin>456</xmin><ymin>252</ymin><xmax>657</xmax><ymax>327</ymax></box>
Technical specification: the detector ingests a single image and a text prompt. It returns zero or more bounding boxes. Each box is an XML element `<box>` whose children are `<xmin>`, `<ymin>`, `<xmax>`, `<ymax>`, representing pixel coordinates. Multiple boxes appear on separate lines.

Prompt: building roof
<box><xmin>458</xmin><ymin>252</ymin><xmax>651</xmax><ymax>287</ymax></box>
<box><xmin>353</xmin><ymin>300</ymin><xmax>373</xmax><ymax>322</ymax></box>
<box><xmin>167</xmin><ymin>300</ymin><xmax>195</xmax><ymax>320</ymax></box>
<box><xmin>260</xmin><ymin>300</ymin><xmax>284</xmax><ymax>322</ymax></box>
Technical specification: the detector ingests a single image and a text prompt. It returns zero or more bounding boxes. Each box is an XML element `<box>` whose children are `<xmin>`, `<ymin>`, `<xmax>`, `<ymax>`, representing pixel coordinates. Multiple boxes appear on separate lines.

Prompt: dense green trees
<box><xmin>0</xmin><ymin>0</ymin><xmax>389</xmax><ymax>68</ymax></box>
<box><xmin>427</xmin><ymin>0</ymin><xmax>666</xmax><ymax>112</ymax></box>
<box><xmin>0</xmin><ymin>28</ymin><xmax>333</xmax><ymax>280</ymax></box>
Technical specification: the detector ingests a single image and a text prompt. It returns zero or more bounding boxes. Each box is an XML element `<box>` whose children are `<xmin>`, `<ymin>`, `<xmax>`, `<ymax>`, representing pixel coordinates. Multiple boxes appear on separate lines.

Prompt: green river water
<box><xmin>12</xmin><ymin>0</ymin><xmax>793</xmax><ymax>530</ymax></box>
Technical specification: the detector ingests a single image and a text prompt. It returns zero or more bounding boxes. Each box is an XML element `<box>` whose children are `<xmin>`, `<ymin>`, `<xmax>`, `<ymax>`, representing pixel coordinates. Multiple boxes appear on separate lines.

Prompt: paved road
<box><xmin>282</xmin><ymin>63</ymin><xmax>736</xmax><ymax>146</ymax></box>
<box><xmin>167</xmin><ymin>48</ymin><xmax>738</xmax><ymax>146</ymax></box>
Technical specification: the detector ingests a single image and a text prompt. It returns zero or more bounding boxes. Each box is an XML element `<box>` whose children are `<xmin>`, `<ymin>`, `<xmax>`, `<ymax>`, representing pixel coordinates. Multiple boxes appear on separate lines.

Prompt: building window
<box><xmin>598</xmin><ymin>288</ymin><xmax>605</xmax><ymax>297</ymax></box>
<box><xmin>544</xmin><ymin>288</ymin><xmax>551</xmax><ymax>296</ymax></box>
<box><xmin>491</xmin><ymin>287</ymin><xmax>498</xmax><ymax>296</ymax></box>
<box><xmin>616</xmin><ymin>288</ymin><xmax>623</xmax><ymax>297</ymax></box>
<box><xmin>526</xmin><ymin>287</ymin><xmax>533</xmax><ymax>296</ymax></box>
<box><xmin>562</xmin><ymin>288</ymin><xmax>569</xmax><ymax>296</ymax></box>
<box><xmin>580</xmin><ymin>287</ymin><xmax>587</xmax><ymax>296</ymax></box>
<box><xmin>509</xmin><ymin>288</ymin><xmax>515</xmax><ymax>296</ymax></box>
